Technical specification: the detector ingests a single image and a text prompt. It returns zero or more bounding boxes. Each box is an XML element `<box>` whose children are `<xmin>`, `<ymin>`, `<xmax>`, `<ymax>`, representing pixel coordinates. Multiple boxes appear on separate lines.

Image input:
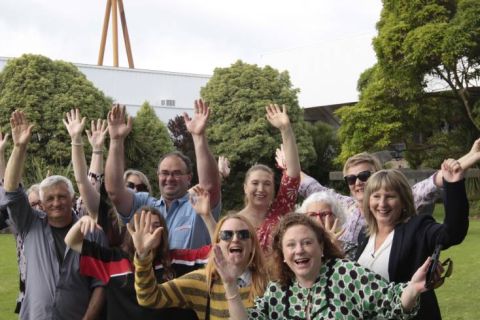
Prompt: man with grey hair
<box><xmin>3</xmin><ymin>110</ymin><xmax>106</xmax><ymax>320</ymax></box>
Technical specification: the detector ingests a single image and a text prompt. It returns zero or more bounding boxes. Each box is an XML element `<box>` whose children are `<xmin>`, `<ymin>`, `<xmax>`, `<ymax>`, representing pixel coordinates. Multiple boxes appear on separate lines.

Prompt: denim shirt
<box><xmin>122</xmin><ymin>192</ymin><xmax>221</xmax><ymax>249</ymax></box>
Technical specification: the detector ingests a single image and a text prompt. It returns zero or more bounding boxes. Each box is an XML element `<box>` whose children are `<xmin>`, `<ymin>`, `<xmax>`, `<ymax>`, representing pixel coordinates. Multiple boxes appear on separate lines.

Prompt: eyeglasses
<box><xmin>427</xmin><ymin>258</ymin><xmax>453</xmax><ymax>290</ymax></box>
<box><xmin>158</xmin><ymin>170</ymin><xmax>186</xmax><ymax>179</ymax></box>
<box><xmin>126</xmin><ymin>181</ymin><xmax>148</xmax><ymax>192</ymax></box>
<box><xmin>219</xmin><ymin>229</ymin><xmax>251</xmax><ymax>241</ymax></box>
<box><xmin>306</xmin><ymin>210</ymin><xmax>333</xmax><ymax>219</ymax></box>
<box><xmin>344</xmin><ymin>170</ymin><xmax>372</xmax><ymax>186</ymax></box>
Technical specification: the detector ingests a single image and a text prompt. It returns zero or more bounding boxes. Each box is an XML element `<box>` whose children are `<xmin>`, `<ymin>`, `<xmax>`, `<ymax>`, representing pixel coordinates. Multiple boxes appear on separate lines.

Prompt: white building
<box><xmin>0</xmin><ymin>56</ymin><xmax>211</xmax><ymax>123</ymax></box>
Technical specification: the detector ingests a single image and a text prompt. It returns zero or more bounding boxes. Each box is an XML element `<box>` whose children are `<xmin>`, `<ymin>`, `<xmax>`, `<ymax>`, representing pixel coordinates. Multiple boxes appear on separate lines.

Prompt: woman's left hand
<box><xmin>441</xmin><ymin>158</ymin><xmax>464</xmax><ymax>183</ymax></box>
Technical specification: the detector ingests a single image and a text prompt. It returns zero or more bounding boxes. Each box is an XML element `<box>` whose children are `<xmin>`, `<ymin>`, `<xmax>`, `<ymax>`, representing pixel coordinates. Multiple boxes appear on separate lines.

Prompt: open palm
<box><xmin>10</xmin><ymin>110</ymin><xmax>33</xmax><ymax>146</ymax></box>
<box><xmin>127</xmin><ymin>211</ymin><xmax>163</xmax><ymax>258</ymax></box>
<box><xmin>184</xmin><ymin>99</ymin><xmax>210</xmax><ymax>135</ymax></box>
<box><xmin>266</xmin><ymin>104</ymin><xmax>290</xmax><ymax>130</ymax></box>
<box><xmin>63</xmin><ymin>109</ymin><xmax>86</xmax><ymax>139</ymax></box>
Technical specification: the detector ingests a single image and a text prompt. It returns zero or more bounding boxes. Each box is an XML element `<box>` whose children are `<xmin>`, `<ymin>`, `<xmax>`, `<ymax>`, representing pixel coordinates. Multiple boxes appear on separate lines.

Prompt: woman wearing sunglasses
<box><xmin>355</xmin><ymin>159</ymin><xmax>469</xmax><ymax>320</ymax></box>
<box><xmin>130</xmin><ymin>213</ymin><xmax>268</xmax><ymax>319</ymax></box>
<box><xmin>124</xmin><ymin>169</ymin><xmax>152</xmax><ymax>193</ymax></box>
<box><xmin>215</xmin><ymin>213</ymin><xmax>436</xmax><ymax>319</ymax></box>
<box><xmin>237</xmin><ymin>104</ymin><xmax>301</xmax><ymax>253</ymax></box>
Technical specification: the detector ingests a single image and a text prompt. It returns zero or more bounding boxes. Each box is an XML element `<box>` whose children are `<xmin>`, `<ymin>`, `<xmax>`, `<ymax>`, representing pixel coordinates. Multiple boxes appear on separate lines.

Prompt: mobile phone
<box><xmin>425</xmin><ymin>244</ymin><xmax>442</xmax><ymax>289</ymax></box>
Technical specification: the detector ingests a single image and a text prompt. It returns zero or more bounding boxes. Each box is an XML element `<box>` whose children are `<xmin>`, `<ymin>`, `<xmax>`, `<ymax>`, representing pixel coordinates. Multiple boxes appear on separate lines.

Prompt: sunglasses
<box><xmin>126</xmin><ymin>181</ymin><xmax>148</xmax><ymax>192</ymax></box>
<box><xmin>426</xmin><ymin>257</ymin><xmax>453</xmax><ymax>290</ymax></box>
<box><xmin>219</xmin><ymin>229</ymin><xmax>251</xmax><ymax>241</ymax></box>
<box><xmin>344</xmin><ymin>170</ymin><xmax>372</xmax><ymax>186</ymax></box>
<box><xmin>306</xmin><ymin>210</ymin><xmax>333</xmax><ymax>219</ymax></box>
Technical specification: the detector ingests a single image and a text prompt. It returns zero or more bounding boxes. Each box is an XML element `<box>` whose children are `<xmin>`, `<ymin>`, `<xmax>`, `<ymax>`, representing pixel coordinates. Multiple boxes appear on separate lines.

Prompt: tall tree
<box><xmin>337</xmin><ymin>0</ymin><xmax>480</xmax><ymax>167</ymax></box>
<box><xmin>125</xmin><ymin>101</ymin><xmax>174</xmax><ymax>196</ymax></box>
<box><xmin>0</xmin><ymin>54</ymin><xmax>111</xmax><ymax>185</ymax></box>
<box><xmin>201</xmin><ymin>60</ymin><xmax>316</xmax><ymax>209</ymax></box>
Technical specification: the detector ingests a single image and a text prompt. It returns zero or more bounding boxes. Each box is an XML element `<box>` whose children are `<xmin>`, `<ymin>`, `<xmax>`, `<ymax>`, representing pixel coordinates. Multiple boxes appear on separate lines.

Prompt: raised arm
<box><xmin>105</xmin><ymin>104</ymin><xmax>134</xmax><ymax>216</ymax></box>
<box><xmin>266</xmin><ymin>104</ymin><xmax>300</xmax><ymax>178</ymax></box>
<box><xmin>183</xmin><ymin>99</ymin><xmax>220</xmax><ymax>207</ymax></box>
<box><xmin>189</xmin><ymin>185</ymin><xmax>216</xmax><ymax>241</ymax></box>
<box><xmin>64</xmin><ymin>215</ymin><xmax>99</xmax><ymax>253</ymax></box>
<box><xmin>0</xmin><ymin>131</ymin><xmax>9</xmax><ymax>180</ymax></box>
<box><xmin>4</xmin><ymin>111</ymin><xmax>33</xmax><ymax>192</ymax></box>
<box><xmin>86</xmin><ymin>118</ymin><xmax>108</xmax><ymax>189</ymax></box>
<box><xmin>63</xmin><ymin>109</ymin><xmax>101</xmax><ymax>220</ymax></box>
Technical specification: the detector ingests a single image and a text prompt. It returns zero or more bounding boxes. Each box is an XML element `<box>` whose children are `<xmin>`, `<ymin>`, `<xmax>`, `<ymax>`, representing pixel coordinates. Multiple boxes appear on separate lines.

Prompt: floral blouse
<box><xmin>248</xmin><ymin>258</ymin><xmax>419</xmax><ymax>320</ymax></box>
<box><xmin>257</xmin><ymin>172</ymin><xmax>300</xmax><ymax>251</ymax></box>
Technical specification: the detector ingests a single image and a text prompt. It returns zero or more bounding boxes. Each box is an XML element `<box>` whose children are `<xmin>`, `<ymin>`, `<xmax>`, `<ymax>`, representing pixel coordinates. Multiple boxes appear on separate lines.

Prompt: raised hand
<box><xmin>190</xmin><ymin>185</ymin><xmax>211</xmax><ymax>218</ymax></box>
<box><xmin>107</xmin><ymin>104</ymin><xmax>132</xmax><ymax>140</ymax></box>
<box><xmin>63</xmin><ymin>109</ymin><xmax>86</xmax><ymax>140</ymax></box>
<box><xmin>275</xmin><ymin>144</ymin><xmax>286</xmax><ymax>170</ymax></box>
<box><xmin>323</xmin><ymin>217</ymin><xmax>345</xmax><ymax>240</ymax></box>
<box><xmin>441</xmin><ymin>158</ymin><xmax>464</xmax><ymax>183</ymax></box>
<box><xmin>87</xmin><ymin>119</ymin><xmax>108</xmax><ymax>150</ymax></box>
<box><xmin>127</xmin><ymin>210</ymin><xmax>163</xmax><ymax>259</ymax></box>
<box><xmin>213</xmin><ymin>245</ymin><xmax>242</xmax><ymax>285</ymax></box>
<box><xmin>0</xmin><ymin>130</ymin><xmax>10</xmax><ymax>152</ymax></box>
<box><xmin>266</xmin><ymin>104</ymin><xmax>290</xmax><ymax>131</ymax></box>
<box><xmin>218</xmin><ymin>156</ymin><xmax>231</xmax><ymax>179</ymax></box>
<box><xmin>183</xmin><ymin>99</ymin><xmax>210</xmax><ymax>136</ymax></box>
<box><xmin>10</xmin><ymin>110</ymin><xmax>34</xmax><ymax>147</ymax></box>
<box><xmin>78</xmin><ymin>215</ymin><xmax>100</xmax><ymax>236</ymax></box>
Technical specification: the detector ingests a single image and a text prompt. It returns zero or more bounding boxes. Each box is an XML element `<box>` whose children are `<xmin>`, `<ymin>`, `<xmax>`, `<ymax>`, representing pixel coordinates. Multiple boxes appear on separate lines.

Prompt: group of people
<box><xmin>0</xmin><ymin>99</ymin><xmax>475</xmax><ymax>319</ymax></box>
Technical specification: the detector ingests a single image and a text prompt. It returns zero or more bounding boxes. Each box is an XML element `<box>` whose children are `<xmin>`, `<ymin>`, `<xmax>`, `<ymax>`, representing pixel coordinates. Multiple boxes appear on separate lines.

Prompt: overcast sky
<box><xmin>0</xmin><ymin>0</ymin><xmax>382</xmax><ymax>107</ymax></box>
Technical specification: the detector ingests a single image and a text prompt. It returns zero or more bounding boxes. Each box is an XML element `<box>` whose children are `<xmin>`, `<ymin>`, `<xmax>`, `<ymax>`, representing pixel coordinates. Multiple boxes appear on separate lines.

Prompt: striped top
<box><xmin>134</xmin><ymin>253</ymin><xmax>254</xmax><ymax>319</ymax></box>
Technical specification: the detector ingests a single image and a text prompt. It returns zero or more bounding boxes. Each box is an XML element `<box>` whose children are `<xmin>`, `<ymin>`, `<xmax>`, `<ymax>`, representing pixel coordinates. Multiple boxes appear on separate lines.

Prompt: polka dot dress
<box><xmin>248</xmin><ymin>259</ymin><xmax>419</xmax><ymax>320</ymax></box>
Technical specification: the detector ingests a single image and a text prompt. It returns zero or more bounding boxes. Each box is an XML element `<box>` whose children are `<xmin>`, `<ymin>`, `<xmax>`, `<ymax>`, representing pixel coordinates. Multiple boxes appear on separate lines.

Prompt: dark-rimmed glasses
<box><xmin>126</xmin><ymin>181</ymin><xmax>148</xmax><ymax>192</ymax></box>
<box><xmin>219</xmin><ymin>229</ymin><xmax>251</xmax><ymax>241</ymax></box>
<box><xmin>344</xmin><ymin>170</ymin><xmax>372</xmax><ymax>186</ymax></box>
<box><xmin>158</xmin><ymin>170</ymin><xmax>186</xmax><ymax>179</ymax></box>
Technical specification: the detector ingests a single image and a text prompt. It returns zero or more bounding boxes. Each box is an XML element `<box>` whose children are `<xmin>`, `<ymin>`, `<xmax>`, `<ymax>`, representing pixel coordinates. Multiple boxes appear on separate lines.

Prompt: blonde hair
<box><xmin>343</xmin><ymin>152</ymin><xmax>382</xmax><ymax>176</ymax></box>
<box><xmin>243</xmin><ymin>164</ymin><xmax>274</xmax><ymax>206</ymax></box>
<box><xmin>205</xmin><ymin>214</ymin><xmax>268</xmax><ymax>300</ymax></box>
<box><xmin>362</xmin><ymin>169</ymin><xmax>415</xmax><ymax>235</ymax></box>
<box><xmin>123</xmin><ymin>169</ymin><xmax>152</xmax><ymax>194</ymax></box>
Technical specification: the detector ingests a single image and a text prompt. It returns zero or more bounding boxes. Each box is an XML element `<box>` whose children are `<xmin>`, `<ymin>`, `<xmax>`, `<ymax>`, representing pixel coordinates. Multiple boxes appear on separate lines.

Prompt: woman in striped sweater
<box><xmin>131</xmin><ymin>213</ymin><xmax>269</xmax><ymax>319</ymax></box>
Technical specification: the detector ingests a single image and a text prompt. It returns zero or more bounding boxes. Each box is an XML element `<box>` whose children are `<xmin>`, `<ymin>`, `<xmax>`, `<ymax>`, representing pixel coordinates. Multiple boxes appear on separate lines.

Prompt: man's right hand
<box><xmin>107</xmin><ymin>104</ymin><xmax>132</xmax><ymax>140</ymax></box>
<box><xmin>10</xmin><ymin>110</ymin><xmax>33</xmax><ymax>147</ymax></box>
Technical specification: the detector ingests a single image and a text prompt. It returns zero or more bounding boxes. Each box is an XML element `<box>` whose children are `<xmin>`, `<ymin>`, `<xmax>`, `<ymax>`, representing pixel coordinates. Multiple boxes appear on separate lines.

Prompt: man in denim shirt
<box><xmin>105</xmin><ymin>101</ymin><xmax>221</xmax><ymax>249</ymax></box>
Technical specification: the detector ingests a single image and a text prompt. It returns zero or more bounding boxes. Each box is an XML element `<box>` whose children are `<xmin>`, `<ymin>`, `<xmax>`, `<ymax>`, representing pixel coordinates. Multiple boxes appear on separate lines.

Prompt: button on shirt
<box><xmin>121</xmin><ymin>192</ymin><xmax>221</xmax><ymax>249</ymax></box>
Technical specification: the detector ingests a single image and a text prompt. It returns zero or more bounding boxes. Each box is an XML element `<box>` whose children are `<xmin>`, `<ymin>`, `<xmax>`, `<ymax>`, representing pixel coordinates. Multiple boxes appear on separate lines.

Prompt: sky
<box><xmin>0</xmin><ymin>0</ymin><xmax>383</xmax><ymax>107</ymax></box>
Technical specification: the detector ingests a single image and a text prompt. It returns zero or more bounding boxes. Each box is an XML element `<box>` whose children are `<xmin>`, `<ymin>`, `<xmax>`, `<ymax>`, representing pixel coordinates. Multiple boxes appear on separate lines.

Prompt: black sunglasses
<box><xmin>219</xmin><ymin>229</ymin><xmax>251</xmax><ymax>241</ymax></box>
<box><xmin>126</xmin><ymin>181</ymin><xmax>148</xmax><ymax>192</ymax></box>
<box><xmin>344</xmin><ymin>170</ymin><xmax>372</xmax><ymax>186</ymax></box>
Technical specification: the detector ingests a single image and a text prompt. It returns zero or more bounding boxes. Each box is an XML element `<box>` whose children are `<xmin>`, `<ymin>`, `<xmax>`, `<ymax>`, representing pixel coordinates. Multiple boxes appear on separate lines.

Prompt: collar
<box><xmin>159</xmin><ymin>192</ymin><xmax>190</xmax><ymax>205</ymax></box>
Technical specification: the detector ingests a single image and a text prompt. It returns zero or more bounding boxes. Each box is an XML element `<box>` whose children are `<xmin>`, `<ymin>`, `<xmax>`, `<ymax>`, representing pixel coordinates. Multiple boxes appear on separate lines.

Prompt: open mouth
<box><xmin>229</xmin><ymin>246</ymin><xmax>243</xmax><ymax>254</ymax></box>
<box><xmin>294</xmin><ymin>258</ymin><xmax>310</xmax><ymax>266</ymax></box>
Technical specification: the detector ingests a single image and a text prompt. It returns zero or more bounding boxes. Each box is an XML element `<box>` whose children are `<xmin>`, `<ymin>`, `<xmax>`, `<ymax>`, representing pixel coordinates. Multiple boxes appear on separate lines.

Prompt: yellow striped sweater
<box><xmin>134</xmin><ymin>253</ymin><xmax>253</xmax><ymax>319</ymax></box>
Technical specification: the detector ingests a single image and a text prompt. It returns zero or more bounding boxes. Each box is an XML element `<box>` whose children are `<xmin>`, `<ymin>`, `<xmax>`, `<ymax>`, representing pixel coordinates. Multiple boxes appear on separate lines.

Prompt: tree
<box><xmin>201</xmin><ymin>60</ymin><xmax>316</xmax><ymax>210</ymax></box>
<box><xmin>167</xmin><ymin>114</ymin><xmax>198</xmax><ymax>184</ymax></box>
<box><xmin>125</xmin><ymin>102</ymin><xmax>174</xmax><ymax>196</ymax></box>
<box><xmin>337</xmin><ymin>0</ymin><xmax>480</xmax><ymax>167</ymax></box>
<box><xmin>0</xmin><ymin>54</ymin><xmax>111</xmax><ymax>185</ymax></box>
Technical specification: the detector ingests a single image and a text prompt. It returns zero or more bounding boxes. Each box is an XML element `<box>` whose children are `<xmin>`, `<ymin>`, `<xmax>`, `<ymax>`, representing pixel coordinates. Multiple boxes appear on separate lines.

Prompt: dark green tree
<box><xmin>125</xmin><ymin>102</ymin><xmax>174</xmax><ymax>196</ymax></box>
<box><xmin>201</xmin><ymin>60</ymin><xmax>316</xmax><ymax>210</ymax></box>
<box><xmin>337</xmin><ymin>0</ymin><xmax>480</xmax><ymax>167</ymax></box>
<box><xmin>0</xmin><ymin>54</ymin><xmax>111</xmax><ymax>185</ymax></box>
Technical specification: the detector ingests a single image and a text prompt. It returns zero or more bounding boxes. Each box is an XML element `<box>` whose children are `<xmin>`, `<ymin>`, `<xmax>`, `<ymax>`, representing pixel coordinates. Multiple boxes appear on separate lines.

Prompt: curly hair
<box><xmin>270</xmin><ymin>213</ymin><xmax>344</xmax><ymax>287</ymax></box>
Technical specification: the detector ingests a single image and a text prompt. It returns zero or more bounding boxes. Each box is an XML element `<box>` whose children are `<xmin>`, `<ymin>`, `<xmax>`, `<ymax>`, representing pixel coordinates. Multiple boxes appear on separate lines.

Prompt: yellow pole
<box><xmin>112</xmin><ymin>0</ymin><xmax>119</xmax><ymax>67</ymax></box>
<box><xmin>118</xmin><ymin>0</ymin><xmax>134</xmax><ymax>68</ymax></box>
<box><xmin>97</xmin><ymin>0</ymin><xmax>112</xmax><ymax>66</ymax></box>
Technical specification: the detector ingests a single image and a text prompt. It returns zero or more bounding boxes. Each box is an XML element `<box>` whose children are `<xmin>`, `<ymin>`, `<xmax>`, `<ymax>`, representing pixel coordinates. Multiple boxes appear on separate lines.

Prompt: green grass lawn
<box><xmin>0</xmin><ymin>208</ymin><xmax>479</xmax><ymax>319</ymax></box>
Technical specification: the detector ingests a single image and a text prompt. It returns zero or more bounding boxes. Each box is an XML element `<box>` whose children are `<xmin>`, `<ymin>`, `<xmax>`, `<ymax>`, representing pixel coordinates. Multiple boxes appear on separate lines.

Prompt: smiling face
<box><xmin>369</xmin><ymin>187</ymin><xmax>403</xmax><ymax>229</ymax></box>
<box><xmin>217</xmin><ymin>218</ymin><xmax>253</xmax><ymax>270</ymax></box>
<box><xmin>244</xmin><ymin>169</ymin><xmax>274</xmax><ymax>209</ymax></box>
<box><xmin>345</xmin><ymin>162</ymin><xmax>376</xmax><ymax>205</ymax></box>
<box><xmin>158</xmin><ymin>156</ymin><xmax>192</xmax><ymax>201</ymax></box>
<box><xmin>282</xmin><ymin>224</ymin><xmax>323</xmax><ymax>287</ymax></box>
<box><xmin>42</xmin><ymin>182</ymin><xmax>73</xmax><ymax>227</ymax></box>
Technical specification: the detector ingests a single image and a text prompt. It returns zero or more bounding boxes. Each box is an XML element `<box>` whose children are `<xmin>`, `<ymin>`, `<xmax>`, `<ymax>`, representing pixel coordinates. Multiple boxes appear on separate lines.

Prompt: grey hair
<box><xmin>26</xmin><ymin>184</ymin><xmax>40</xmax><ymax>197</ymax></box>
<box><xmin>39</xmin><ymin>175</ymin><xmax>75</xmax><ymax>201</ymax></box>
<box><xmin>297</xmin><ymin>191</ymin><xmax>348</xmax><ymax>227</ymax></box>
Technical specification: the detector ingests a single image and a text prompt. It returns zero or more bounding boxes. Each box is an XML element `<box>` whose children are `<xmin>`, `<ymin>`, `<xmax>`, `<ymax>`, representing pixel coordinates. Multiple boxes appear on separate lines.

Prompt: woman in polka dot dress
<box><xmin>215</xmin><ymin>213</ymin><xmax>438</xmax><ymax>320</ymax></box>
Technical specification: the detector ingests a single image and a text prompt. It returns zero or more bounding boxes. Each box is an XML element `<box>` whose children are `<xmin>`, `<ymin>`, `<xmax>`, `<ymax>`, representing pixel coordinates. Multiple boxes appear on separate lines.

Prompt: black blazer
<box><xmin>356</xmin><ymin>179</ymin><xmax>469</xmax><ymax>320</ymax></box>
